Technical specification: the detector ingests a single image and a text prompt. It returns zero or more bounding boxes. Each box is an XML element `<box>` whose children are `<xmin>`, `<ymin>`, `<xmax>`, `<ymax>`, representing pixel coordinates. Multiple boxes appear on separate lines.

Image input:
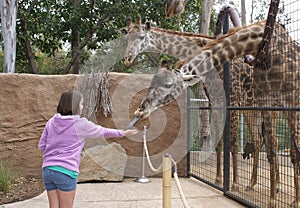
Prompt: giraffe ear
<box><xmin>126</xmin><ymin>17</ymin><xmax>132</xmax><ymax>27</ymax></box>
<box><xmin>145</xmin><ymin>21</ymin><xmax>151</xmax><ymax>31</ymax></box>
<box><xmin>119</xmin><ymin>28</ymin><xmax>128</xmax><ymax>35</ymax></box>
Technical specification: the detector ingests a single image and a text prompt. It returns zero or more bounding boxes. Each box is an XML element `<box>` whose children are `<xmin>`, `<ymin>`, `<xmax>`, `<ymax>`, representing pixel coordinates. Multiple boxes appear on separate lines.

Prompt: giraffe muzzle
<box><xmin>134</xmin><ymin>109</ymin><xmax>144</xmax><ymax>117</ymax></box>
<box><xmin>124</xmin><ymin>57</ymin><xmax>134</xmax><ymax>66</ymax></box>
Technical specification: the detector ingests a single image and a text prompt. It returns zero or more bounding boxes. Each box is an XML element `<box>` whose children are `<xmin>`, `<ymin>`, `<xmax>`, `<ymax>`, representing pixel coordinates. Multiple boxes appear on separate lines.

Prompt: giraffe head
<box><xmin>134</xmin><ymin>65</ymin><xmax>201</xmax><ymax>118</ymax></box>
<box><xmin>134</xmin><ymin>69</ymin><xmax>184</xmax><ymax>118</ymax></box>
<box><xmin>119</xmin><ymin>17</ymin><xmax>152</xmax><ymax>66</ymax></box>
<box><xmin>119</xmin><ymin>16</ymin><xmax>214</xmax><ymax>66</ymax></box>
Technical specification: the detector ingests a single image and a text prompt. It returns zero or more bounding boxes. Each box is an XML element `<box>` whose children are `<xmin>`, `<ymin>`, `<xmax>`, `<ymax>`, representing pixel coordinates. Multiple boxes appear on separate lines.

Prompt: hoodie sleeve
<box><xmin>38</xmin><ymin>119</ymin><xmax>51</xmax><ymax>150</ymax></box>
<box><xmin>77</xmin><ymin>118</ymin><xmax>124</xmax><ymax>139</ymax></box>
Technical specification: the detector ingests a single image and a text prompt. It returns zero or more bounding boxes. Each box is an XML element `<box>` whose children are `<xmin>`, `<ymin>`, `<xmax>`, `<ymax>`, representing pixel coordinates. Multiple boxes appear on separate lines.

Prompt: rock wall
<box><xmin>0</xmin><ymin>73</ymin><xmax>187</xmax><ymax>180</ymax></box>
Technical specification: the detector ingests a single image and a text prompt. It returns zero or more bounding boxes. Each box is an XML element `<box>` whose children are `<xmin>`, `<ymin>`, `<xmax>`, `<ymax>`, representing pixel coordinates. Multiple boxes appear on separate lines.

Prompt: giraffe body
<box><xmin>120</xmin><ymin>19</ymin><xmax>278</xmax><ymax>193</ymax></box>
<box><xmin>135</xmin><ymin>20</ymin><xmax>299</xmax><ymax>207</ymax></box>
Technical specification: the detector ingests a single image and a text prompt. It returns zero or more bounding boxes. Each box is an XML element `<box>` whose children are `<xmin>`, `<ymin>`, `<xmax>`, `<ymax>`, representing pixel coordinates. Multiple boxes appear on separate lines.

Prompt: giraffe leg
<box><xmin>211</xmin><ymin>108</ymin><xmax>224</xmax><ymax>186</ymax></box>
<box><xmin>230</xmin><ymin>110</ymin><xmax>239</xmax><ymax>191</ymax></box>
<box><xmin>290</xmin><ymin>136</ymin><xmax>300</xmax><ymax>208</ymax></box>
<box><xmin>292</xmin><ymin>155</ymin><xmax>300</xmax><ymax>208</ymax></box>
<box><xmin>215</xmin><ymin>139</ymin><xmax>222</xmax><ymax>185</ymax></box>
<box><xmin>165</xmin><ymin>0</ymin><xmax>185</xmax><ymax>18</ymax></box>
<box><xmin>206</xmin><ymin>76</ymin><xmax>225</xmax><ymax>186</ymax></box>
<box><xmin>198</xmin><ymin>82</ymin><xmax>211</xmax><ymax>151</ymax></box>
<box><xmin>272</xmin><ymin>112</ymin><xmax>280</xmax><ymax>194</ymax></box>
<box><xmin>262</xmin><ymin>111</ymin><xmax>278</xmax><ymax>208</ymax></box>
<box><xmin>243</xmin><ymin>111</ymin><xmax>263</xmax><ymax>191</ymax></box>
<box><xmin>287</xmin><ymin>111</ymin><xmax>300</xmax><ymax>208</ymax></box>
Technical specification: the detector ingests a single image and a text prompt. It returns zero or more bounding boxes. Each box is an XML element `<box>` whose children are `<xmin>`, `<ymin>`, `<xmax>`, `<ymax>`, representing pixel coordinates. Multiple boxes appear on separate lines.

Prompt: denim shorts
<box><xmin>42</xmin><ymin>168</ymin><xmax>77</xmax><ymax>192</ymax></box>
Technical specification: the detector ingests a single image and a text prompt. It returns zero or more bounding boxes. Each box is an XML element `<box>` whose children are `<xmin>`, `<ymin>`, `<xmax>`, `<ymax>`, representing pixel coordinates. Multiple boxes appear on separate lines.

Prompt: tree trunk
<box><xmin>198</xmin><ymin>0</ymin><xmax>214</xmax><ymax>150</ymax></box>
<box><xmin>20</xmin><ymin>20</ymin><xmax>38</xmax><ymax>74</ymax></box>
<box><xmin>199</xmin><ymin>0</ymin><xmax>214</xmax><ymax>35</ymax></box>
<box><xmin>71</xmin><ymin>0</ymin><xmax>81</xmax><ymax>74</ymax></box>
<box><xmin>19</xmin><ymin>0</ymin><xmax>39</xmax><ymax>74</ymax></box>
<box><xmin>0</xmin><ymin>0</ymin><xmax>18</xmax><ymax>73</ymax></box>
<box><xmin>241</xmin><ymin>0</ymin><xmax>246</xmax><ymax>25</ymax></box>
<box><xmin>64</xmin><ymin>0</ymin><xmax>112</xmax><ymax>74</ymax></box>
<box><xmin>250</xmin><ymin>0</ymin><xmax>255</xmax><ymax>23</ymax></box>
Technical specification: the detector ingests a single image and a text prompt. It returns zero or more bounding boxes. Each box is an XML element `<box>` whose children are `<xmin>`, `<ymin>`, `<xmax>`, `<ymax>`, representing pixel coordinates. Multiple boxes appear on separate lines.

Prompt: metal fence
<box><xmin>187</xmin><ymin>1</ymin><xmax>300</xmax><ymax>207</ymax></box>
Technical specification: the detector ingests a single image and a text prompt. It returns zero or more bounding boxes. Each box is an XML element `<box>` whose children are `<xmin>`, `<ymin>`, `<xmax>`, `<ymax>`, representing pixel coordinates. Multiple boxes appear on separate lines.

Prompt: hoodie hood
<box><xmin>52</xmin><ymin>113</ymin><xmax>79</xmax><ymax>135</ymax></box>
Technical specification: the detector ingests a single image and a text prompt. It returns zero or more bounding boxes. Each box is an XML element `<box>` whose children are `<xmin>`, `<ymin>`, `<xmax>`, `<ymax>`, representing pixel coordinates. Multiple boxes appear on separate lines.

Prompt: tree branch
<box><xmin>64</xmin><ymin>1</ymin><xmax>120</xmax><ymax>74</ymax></box>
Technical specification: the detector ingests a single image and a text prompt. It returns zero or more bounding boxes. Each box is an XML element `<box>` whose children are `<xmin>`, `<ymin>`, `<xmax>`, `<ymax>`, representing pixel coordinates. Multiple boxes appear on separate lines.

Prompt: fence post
<box><xmin>162</xmin><ymin>154</ymin><xmax>172</xmax><ymax>208</ymax></box>
<box><xmin>222</xmin><ymin>10</ymin><xmax>231</xmax><ymax>193</ymax></box>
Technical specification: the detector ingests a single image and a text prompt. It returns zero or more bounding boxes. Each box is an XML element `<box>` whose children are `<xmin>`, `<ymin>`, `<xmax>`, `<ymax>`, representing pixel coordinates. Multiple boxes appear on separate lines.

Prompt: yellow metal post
<box><xmin>162</xmin><ymin>154</ymin><xmax>172</xmax><ymax>208</ymax></box>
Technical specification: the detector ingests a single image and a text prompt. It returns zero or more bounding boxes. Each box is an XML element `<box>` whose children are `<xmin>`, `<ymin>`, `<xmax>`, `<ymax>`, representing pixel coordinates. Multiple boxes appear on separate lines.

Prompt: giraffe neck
<box><xmin>148</xmin><ymin>27</ymin><xmax>214</xmax><ymax>59</ymax></box>
<box><xmin>178</xmin><ymin>21</ymin><xmax>267</xmax><ymax>86</ymax></box>
<box><xmin>208</xmin><ymin>21</ymin><xmax>265</xmax><ymax>67</ymax></box>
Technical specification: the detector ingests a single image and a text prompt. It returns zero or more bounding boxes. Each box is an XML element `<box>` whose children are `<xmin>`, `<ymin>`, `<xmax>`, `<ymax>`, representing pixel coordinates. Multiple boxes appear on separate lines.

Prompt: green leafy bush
<box><xmin>0</xmin><ymin>164</ymin><xmax>15</xmax><ymax>192</ymax></box>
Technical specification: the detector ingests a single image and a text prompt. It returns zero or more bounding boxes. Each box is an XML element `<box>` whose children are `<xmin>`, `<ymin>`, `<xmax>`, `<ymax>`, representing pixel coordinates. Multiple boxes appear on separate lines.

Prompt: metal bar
<box><xmin>224</xmin><ymin>191</ymin><xmax>259</xmax><ymax>208</ymax></box>
<box><xmin>187</xmin><ymin>88</ymin><xmax>191</xmax><ymax>176</ymax></box>
<box><xmin>222</xmin><ymin>12</ymin><xmax>231</xmax><ymax>193</ymax></box>
<box><xmin>189</xmin><ymin>173</ymin><xmax>223</xmax><ymax>192</ymax></box>
<box><xmin>135</xmin><ymin>126</ymin><xmax>151</xmax><ymax>183</ymax></box>
<box><xmin>187</xmin><ymin>106</ymin><xmax>300</xmax><ymax>111</ymax></box>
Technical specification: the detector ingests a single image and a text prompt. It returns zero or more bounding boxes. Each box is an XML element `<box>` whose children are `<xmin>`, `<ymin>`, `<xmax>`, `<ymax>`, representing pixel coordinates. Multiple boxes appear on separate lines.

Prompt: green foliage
<box><xmin>276</xmin><ymin>112</ymin><xmax>291</xmax><ymax>151</ymax></box>
<box><xmin>237</xmin><ymin>111</ymin><xmax>291</xmax><ymax>152</ymax></box>
<box><xmin>10</xmin><ymin>0</ymin><xmax>219</xmax><ymax>74</ymax></box>
<box><xmin>2</xmin><ymin>0</ymin><xmax>292</xmax><ymax>74</ymax></box>
<box><xmin>36</xmin><ymin>51</ymin><xmax>71</xmax><ymax>75</ymax></box>
<box><xmin>191</xmin><ymin>132</ymin><xmax>200</xmax><ymax>151</ymax></box>
<box><xmin>0</xmin><ymin>164</ymin><xmax>15</xmax><ymax>192</ymax></box>
<box><xmin>0</xmin><ymin>51</ymin><xmax>3</xmax><ymax>73</ymax></box>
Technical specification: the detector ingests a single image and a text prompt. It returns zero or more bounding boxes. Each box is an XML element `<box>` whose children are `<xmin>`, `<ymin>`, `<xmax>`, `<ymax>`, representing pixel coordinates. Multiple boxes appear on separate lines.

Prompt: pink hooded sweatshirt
<box><xmin>38</xmin><ymin>113</ymin><xmax>124</xmax><ymax>172</ymax></box>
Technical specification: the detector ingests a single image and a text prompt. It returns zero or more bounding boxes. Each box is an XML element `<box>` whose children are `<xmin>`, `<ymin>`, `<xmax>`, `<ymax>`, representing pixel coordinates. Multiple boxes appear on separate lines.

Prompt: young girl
<box><xmin>38</xmin><ymin>89</ymin><xmax>137</xmax><ymax>208</ymax></box>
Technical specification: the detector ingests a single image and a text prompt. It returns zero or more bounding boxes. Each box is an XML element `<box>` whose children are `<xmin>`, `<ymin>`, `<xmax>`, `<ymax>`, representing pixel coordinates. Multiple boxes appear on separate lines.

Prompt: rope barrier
<box><xmin>141</xmin><ymin>126</ymin><xmax>190</xmax><ymax>208</ymax></box>
<box><xmin>167</xmin><ymin>153</ymin><xmax>190</xmax><ymax>208</ymax></box>
<box><xmin>143</xmin><ymin>133</ymin><xmax>163</xmax><ymax>173</ymax></box>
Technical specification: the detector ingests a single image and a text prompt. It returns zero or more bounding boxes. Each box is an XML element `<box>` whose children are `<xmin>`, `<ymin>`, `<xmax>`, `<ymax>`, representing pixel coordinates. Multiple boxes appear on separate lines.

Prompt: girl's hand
<box><xmin>124</xmin><ymin>129</ymin><xmax>138</xmax><ymax>137</ymax></box>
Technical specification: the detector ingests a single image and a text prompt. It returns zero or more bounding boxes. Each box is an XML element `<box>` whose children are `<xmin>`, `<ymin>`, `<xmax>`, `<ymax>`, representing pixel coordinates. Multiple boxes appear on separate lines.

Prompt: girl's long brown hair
<box><xmin>57</xmin><ymin>89</ymin><xmax>82</xmax><ymax>116</ymax></box>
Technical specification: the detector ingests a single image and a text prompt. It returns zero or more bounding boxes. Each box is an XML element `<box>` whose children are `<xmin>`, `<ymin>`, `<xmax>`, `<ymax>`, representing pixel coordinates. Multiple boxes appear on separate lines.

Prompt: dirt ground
<box><xmin>189</xmin><ymin>151</ymin><xmax>296</xmax><ymax>208</ymax></box>
<box><xmin>0</xmin><ymin>177</ymin><xmax>44</xmax><ymax>205</ymax></box>
<box><xmin>0</xmin><ymin>139</ymin><xmax>45</xmax><ymax>205</ymax></box>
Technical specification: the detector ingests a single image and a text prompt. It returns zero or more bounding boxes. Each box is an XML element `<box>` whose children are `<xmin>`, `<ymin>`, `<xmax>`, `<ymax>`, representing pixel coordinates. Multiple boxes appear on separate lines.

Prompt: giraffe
<box><xmin>164</xmin><ymin>1</ymin><xmax>275</xmax><ymax>192</ymax></box>
<box><xmin>164</xmin><ymin>0</ymin><xmax>281</xmax><ymax>197</ymax></box>
<box><xmin>165</xmin><ymin>0</ymin><xmax>188</xmax><ymax>18</ymax></box>
<box><xmin>119</xmin><ymin>17</ymin><xmax>214</xmax><ymax>155</ymax></box>
<box><xmin>119</xmin><ymin>18</ymin><xmax>275</xmax><ymax>192</ymax></box>
<box><xmin>133</xmin><ymin>20</ymin><xmax>299</xmax><ymax>207</ymax></box>
<box><xmin>120</xmin><ymin>17</ymin><xmax>214</xmax><ymax>66</ymax></box>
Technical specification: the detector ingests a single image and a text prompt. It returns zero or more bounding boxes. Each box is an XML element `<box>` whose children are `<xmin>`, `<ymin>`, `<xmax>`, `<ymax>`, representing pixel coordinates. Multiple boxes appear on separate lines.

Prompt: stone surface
<box><xmin>78</xmin><ymin>143</ymin><xmax>127</xmax><ymax>182</ymax></box>
<box><xmin>3</xmin><ymin>178</ymin><xmax>246</xmax><ymax>208</ymax></box>
<box><xmin>0</xmin><ymin>73</ymin><xmax>187</xmax><ymax>181</ymax></box>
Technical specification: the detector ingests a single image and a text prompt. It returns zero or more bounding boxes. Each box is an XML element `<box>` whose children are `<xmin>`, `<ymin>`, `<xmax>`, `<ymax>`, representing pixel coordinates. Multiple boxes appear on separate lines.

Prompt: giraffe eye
<box><xmin>164</xmin><ymin>81</ymin><xmax>173</xmax><ymax>88</ymax></box>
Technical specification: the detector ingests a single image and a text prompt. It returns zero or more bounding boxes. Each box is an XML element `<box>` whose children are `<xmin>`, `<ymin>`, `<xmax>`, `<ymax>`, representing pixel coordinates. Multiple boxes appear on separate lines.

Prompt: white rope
<box><xmin>168</xmin><ymin>155</ymin><xmax>190</xmax><ymax>208</ymax></box>
<box><xmin>174</xmin><ymin>172</ymin><xmax>190</xmax><ymax>208</ymax></box>
<box><xmin>142</xmin><ymin>128</ymin><xmax>190</xmax><ymax>208</ymax></box>
<box><xmin>143</xmin><ymin>133</ymin><xmax>163</xmax><ymax>173</ymax></box>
